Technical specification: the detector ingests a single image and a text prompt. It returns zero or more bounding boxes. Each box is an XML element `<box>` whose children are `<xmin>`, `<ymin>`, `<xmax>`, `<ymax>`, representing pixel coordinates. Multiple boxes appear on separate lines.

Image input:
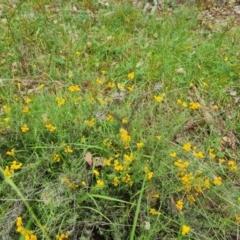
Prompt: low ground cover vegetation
<box><xmin>0</xmin><ymin>0</ymin><xmax>239</xmax><ymax>239</ymax></box>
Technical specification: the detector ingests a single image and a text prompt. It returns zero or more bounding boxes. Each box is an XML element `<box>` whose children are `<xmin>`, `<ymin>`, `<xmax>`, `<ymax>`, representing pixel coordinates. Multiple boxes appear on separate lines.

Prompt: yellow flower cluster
<box><xmin>154</xmin><ymin>93</ymin><xmax>165</xmax><ymax>103</ymax></box>
<box><xmin>149</xmin><ymin>208</ymin><xmax>161</xmax><ymax>215</ymax></box>
<box><xmin>177</xmin><ymin>99</ymin><xmax>201</xmax><ymax>110</ymax></box>
<box><xmin>228</xmin><ymin>160</ymin><xmax>237</xmax><ymax>171</ymax></box>
<box><xmin>107</xmin><ymin>114</ymin><xmax>114</xmax><ymax>122</ymax></box>
<box><xmin>209</xmin><ymin>148</ymin><xmax>216</xmax><ymax>159</ymax></box>
<box><xmin>22</xmin><ymin>106</ymin><xmax>30</xmax><ymax>113</ymax></box>
<box><xmin>213</xmin><ymin>176</ymin><xmax>222</xmax><ymax>186</ymax></box>
<box><xmin>45</xmin><ymin>124</ymin><xmax>57</xmax><ymax>132</ymax></box>
<box><xmin>136</xmin><ymin>142</ymin><xmax>144</xmax><ymax>148</ymax></box>
<box><xmin>122</xmin><ymin>174</ymin><xmax>133</xmax><ymax>186</ymax></box>
<box><xmin>16</xmin><ymin>217</ymin><xmax>37</xmax><ymax>240</ymax></box>
<box><xmin>61</xmin><ymin>177</ymin><xmax>79</xmax><ymax>189</ymax></box>
<box><xmin>56</xmin><ymin>233</ymin><xmax>69</xmax><ymax>240</ymax></box>
<box><xmin>193</xmin><ymin>151</ymin><xmax>204</xmax><ymax>159</ymax></box>
<box><xmin>56</xmin><ymin>97</ymin><xmax>66</xmax><ymax>106</ymax></box>
<box><xmin>143</xmin><ymin>166</ymin><xmax>154</xmax><ymax>180</ymax></box>
<box><xmin>4</xmin><ymin>161</ymin><xmax>22</xmax><ymax>178</ymax></box>
<box><xmin>53</xmin><ymin>153</ymin><xmax>61</xmax><ymax>162</ymax></box>
<box><xmin>21</xmin><ymin>124</ymin><xmax>30</xmax><ymax>132</ymax></box>
<box><xmin>120</xmin><ymin>128</ymin><xmax>131</xmax><ymax>148</ymax></box>
<box><xmin>84</xmin><ymin>118</ymin><xmax>95</xmax><ymax>127</ymax></box>
<box><xmin>103</xmin><ymin>157</ymin><xmax>113</xmax><ymax>166</ymax></box>
<box><xmin>96</xmin><ymin>179</ymin><xmax>104</xmax><ymax>187</ymax></box>
<box><xmin>112</xmin><ymin>177</ymin><xmax>119</xmax><ymax>186</ymax></box>
<box><xmin>64</xmin><ymin>145</ymin><xmax>73</xmax><ymax>153</ymax></box>
<box><xmin>189</xmin><ymin>102</ymin><xmax>201</xmax><ymax>110</ymax></box>
<box><xmin>68</xmin><ymin>85</ymin><xmax>80</xmax><ymax>92</ymax></box>
<box><xmin>3</xmin><ymin>104</ymin><xmax>11</xmax><ymax>113</ymax></box>
<box><xmin>182</xmin><ymin>142</ymin><xmax>191</xmax><ymax>152</ymax></box>
<box><xmin>174</xmin><ymin>159</ymin><xmax>189</xmax><ymax>169</ymax></box>
<box><xmin>175</xmin><ymin>199</ymin><xmax>184</xmax><ymax>211</ymax></box>
<box><xmin>6</xmin><ymin>148</ymin><xmax>15</xmax><ymax>156</ymax></box>
<box><xmin>128</xmin><ymin>72</ymin><xmax>134</xmax><ymax>80</ymax></box>
<box><xmin>96</xmin><ymin>77</ymin><xmax>105</xmax><ymax>85</ymax></box>
<box><xmin>114</xmin><ymin>160</ymin><xmax>124</xmax><ymax>171</ymax></box>
<box><xmin>181</xmin><ymin>225</ymin><xmax>190</xmax><ymax>236</ymax></box>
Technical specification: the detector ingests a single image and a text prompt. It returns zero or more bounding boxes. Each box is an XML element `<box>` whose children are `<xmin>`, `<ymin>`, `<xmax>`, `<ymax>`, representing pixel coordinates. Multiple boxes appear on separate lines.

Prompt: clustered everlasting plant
<box><xmin>0</xmin><ymin>0</ymin><xmax>239</xmax><ymax>239</ymax></box>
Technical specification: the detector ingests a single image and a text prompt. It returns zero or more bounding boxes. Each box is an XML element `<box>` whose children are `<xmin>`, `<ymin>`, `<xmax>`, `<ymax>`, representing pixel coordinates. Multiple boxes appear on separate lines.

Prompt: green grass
<box><xmin>0</xmin><ymin>0</ymin><xmax>240</xmax><ymax>239</ymax></box>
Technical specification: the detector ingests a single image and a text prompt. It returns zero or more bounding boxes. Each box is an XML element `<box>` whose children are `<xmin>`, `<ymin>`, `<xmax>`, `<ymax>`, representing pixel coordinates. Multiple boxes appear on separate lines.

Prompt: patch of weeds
<box><xmin>0</xmin><ymin>1</ymin><xmax>240</xmax><ymax>239</ymax></box>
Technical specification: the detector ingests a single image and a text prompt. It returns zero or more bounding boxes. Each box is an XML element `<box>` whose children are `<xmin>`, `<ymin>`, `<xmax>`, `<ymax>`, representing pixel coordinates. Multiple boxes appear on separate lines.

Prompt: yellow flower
<box><xmin>114</xmin><ymin>160</ymin><xmax>124</xmax><ymax>171</ymax></box>
<box><xmin>4</xmin><ymin>166</ymin><xmax>13</xmax><ymax>178</ymax></box>
<box><xmin>22</xmin><ymin>106</ymin><xmax>30</xmax><ymax>113</ymax></box>
<box><xmin>149</xmin><ymin>208</ymin><xmax>161</xmax><ymax>215</ymax></box>
<box><xmin>39</xmin><ymin>83</ymin><xmax>45</xmax><ymax>89</ymax></box>
<box><xmin>93</xmin><ymin>169</ymin><xmax>100</xmax><ymax>176</ymax></box>
<box><xmin>10</xmin><ymin>161</ymin><xmax>22</xmax><ymax>170</ymax></box>
<box><xmin>53</xmin><ymin>153</ymin><xmax>60</xmax><ymax>162</ymax></box>
<box><xmin>193</xmin><ymin>151</ymin><xmax>204</xmax><ymax>159</ymax></box>
<box><xmin>170</xmin><ymin>152</ymin><xmax>177</xmax><ymax>158</ymax></box>
<box><xmin>56</xmin><ymin>97</ymin><xmax>66</xmax><ymax>106</ymax></box>
<box><xmin>209</xmin><ymin>148</ymin><xmax>216</xmax><ymax>159</ymax></box>
<box><xmin>120</xmin><ymin>128</ymin><xmax>131</xmax><ymax>147</ymax></box>
<box><xmin>228</xmin><ymin>160</ymin><xmax>237</xmax><ymax>171</ymax></box>
<box><xmin>84</xmin><ymin>118</ymin><xmax>95</xmax><ymax>127</ymax></box>
<box><xmin>6</xmin><ymin>148</ymin><xmax>15</xmax><ymax>156</ymax></box>
<box><xmin>117</xmin><ymin>83</ymin><xmax>125</xmax><ymax>91</ymax></box>
<box><xmin>136</xmin><ymin>142</ymin><xmax>144</xmax><ymax>148</ymax></box>
<box><xmin>177</xmin><ymin>99</ymin><xmax>182</xmax><ymax>104</ymax></box>
<box><xmin>175</xmin><ymin>200</ymin><xmax>183</xmax><ymax>211</ymax></box>
<box><xmin>154</xmin><ymin>95</ymin><xmax>164</xmax><ymax>103</ymax></box>
<box><xmin>213</xmin><ymin>176</ymin><xmax>222</xmax><ymax>186</ymax></box>
<box><xmin>68</xmin><ymin>85</ymin><xmax>80</xmax><ymax>92</ymax></box>
<box><xmin>147</xmin><ymin>171</ymin><xmax>154</xmax><ymax>180</ymax></box>
<box><xmin>218</xmin><ymin>158</ymin><xmax>225</xmax><ymax>163</ymax></box>
<box><xmin>56</xmin><ymin>233</ymin><xmax>69</xmax><ymax>239</ymax></box>
<box><xmin>124</xmin><ymin>153</ymin><xmax>133</xmax><ymax>162</ymax></box>
<box><xmin>224</xmin><ymin>56</ymin><xmax>228</xmax><ymax>62</ymax></box>
<box><xmin>21</xmin><ymin>124</ymin><xmax>29</xmax><ymax>132</ymax></box>
<box><xmin>213</xmin><ymin>104</ymin><xmax>218</xmax><ymax>110</ymax></box>
<box><xmin>108</xmin><ymin>82</ymin><xmax>115</xmax><ymax>88</ymax></box>
<box><xmin>156</xmin><ymin>135</ymin><xmax>161</xmax><ymax>140</ymax></box>
<box><xmin>204</xmin><ymin>178</ymin><xmax>211</xmax><ymax>189</ymax></box>
<box><xmin>25</xmin><ymin>98</ymin><xmax>32</xmax><ymax>104</ymax></box>
<box><xmin>186</xmin><ymin>194</ymin><xmax>196</xmax><ymax>204</ymax></box>
<box><xmin>153</xmin><ymin>193</ymin><xmax>160</xmax><ymax>198</ymax></box>
<box><xmin>16</xmin><ymin>217</ymin><xmax>23</xmax><ymax>227</ymax></box>
<box><xmin>182</xmin><ymin>102</ymin><xmax>188</xmax><ymax>108</ymax></box>
<box><xmin>174</xmin><ymin>159</ymin><xmax>189</xmax><ymax>169</ymax></box>
<box><xmin>75</xmin><ymin>51</ymin><xmax>81</xmax><ymax>55</ymax></box>
<box><xmin>183</xmin><ymin>142</ymin><xmax>191</xmax><ymax>152</ymax></box>
<box><xmin>127</xmin><ymin>72</ymin><xmax>134</xmax><ymax>80</ymax></box>
<box><xmin>45</xmin><ymin>124</ymin><xmax>57</xmax><ymax>132</ymax></box>
<box><xmin>189</xmin><ymin>102</ymin><xmax>201</xmax><ymax>110</ymax></box>
<box><xmin>4</xmin><ymin>117</ymin><xmax>10</xmax><ymax>122</ymax></box>
<box><xmin>96</xmin><ymin>77</ymin><xmax>104</xmax><ymax>85</ymax></box>
<box><xmin>128</xmin><ymin>85</ymin><xmax>134</xmax><ymax>92</ymax></box>
<box><xmin>113</xmin><ymin>177</ymin><xmax>119</xmax><ymax>186</ymax></box>
<box><xmin>181</xmin><ymin>225</ymin><xmax>190</xmax><ymax>236</ymax></box>
<box><xmin>64</xmin><ymin>146</ymin><xmax>73</xmax><ymax>153</ymax></box>
<box><xmin>122</xmin><ymin>174</ymin><xmax>132</xmax><ymax>183</ymax></box>
<box><xmin>122</xmin><ymin>119</ymin><xmax>128</xmax><ymax>124</ymax></box>
<box><xmin>3</xmin><ymin>105</ymin><xmax>11</xmax><ymax>113</ymax></box>
<box><xmin>96</xmin><ymin>179</ymin><xmax>104</xmax><ymax>187</ymax></box>
<box><xmin>81</xmin><ymin>181</ymin><xmax>86</xmax><ymax>186</ymax></box>
<box><xmin>107</xmin><ymin>114</ymin><xmax>114</xmax><ymax>122</ymax></box>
